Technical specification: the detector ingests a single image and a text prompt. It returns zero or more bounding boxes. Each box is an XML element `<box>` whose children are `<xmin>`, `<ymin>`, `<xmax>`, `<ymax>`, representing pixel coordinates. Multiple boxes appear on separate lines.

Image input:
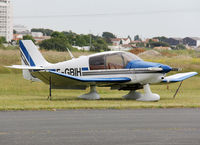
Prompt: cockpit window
<box><xmin>89</xmin><ymin>52</ymin><xmax>141</xmax><ymax>70</ymax></box>
<box><xmin>106</xmin><ymin>53</ymin><xmax>124</xmax><ymax>69</ymax></box>
<box><xmin>89</xmin><ymin>55</ymin><xmax>106</xmax><ymax>70</ymax></box>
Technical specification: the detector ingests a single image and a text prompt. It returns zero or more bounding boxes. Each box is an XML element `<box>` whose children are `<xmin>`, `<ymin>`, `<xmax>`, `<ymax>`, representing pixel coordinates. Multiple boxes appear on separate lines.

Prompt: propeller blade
<box><xmin>171</xmin><ymin>68</ymin><xmax>182</xmax><ymax>71</ymax></box>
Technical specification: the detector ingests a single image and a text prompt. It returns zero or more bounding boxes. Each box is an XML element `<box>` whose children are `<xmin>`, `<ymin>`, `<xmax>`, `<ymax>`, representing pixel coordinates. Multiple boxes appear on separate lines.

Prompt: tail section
<box><xmin>19</xmin><ymin>40</ymin><xmax>49</xmax><ymax>67</ymax></box>
<box><xmin>19</xmin><ymin>40</ymin><xmax>50</xmax><ymax>81</ymax></box>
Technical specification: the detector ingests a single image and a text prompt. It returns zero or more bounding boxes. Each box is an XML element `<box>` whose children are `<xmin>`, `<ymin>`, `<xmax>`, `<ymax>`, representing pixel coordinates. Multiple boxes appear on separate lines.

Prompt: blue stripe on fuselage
<box><xmin>19</xmin><ymin>40</ymin><xmax>36</xmax><ymax>66</ymax></box>
<box><xmin>82</xmin><ymin>67</ymin><xmax>89</xmax><ymax>71</ymax></box>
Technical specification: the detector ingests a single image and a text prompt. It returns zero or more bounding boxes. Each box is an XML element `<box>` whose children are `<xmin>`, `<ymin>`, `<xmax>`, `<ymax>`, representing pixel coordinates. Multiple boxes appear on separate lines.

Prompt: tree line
<box><xmin>27</xmin><ymin>29</ymin><xmax>117</xmax><ymax>52</ymax></box>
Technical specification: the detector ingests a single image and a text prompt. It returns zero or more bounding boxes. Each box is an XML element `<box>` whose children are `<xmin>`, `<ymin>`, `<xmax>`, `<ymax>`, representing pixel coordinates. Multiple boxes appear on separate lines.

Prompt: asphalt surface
<box><xmin>0</xmin><ymin>109</ymin><xmax>200</xmax><ymax>145</ymax></box>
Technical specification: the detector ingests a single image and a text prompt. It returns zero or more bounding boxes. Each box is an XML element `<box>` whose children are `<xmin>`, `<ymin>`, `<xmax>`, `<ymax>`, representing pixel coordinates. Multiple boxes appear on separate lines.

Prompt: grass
<box><xmin>0</xmin><ymin>49</ymin><xmax>200</xmax><ymax>110</ymax></box>
<box><xmin>0</xmin><ymin>73</ymin><xmax>199</xmax><ymax>110</ymax></box>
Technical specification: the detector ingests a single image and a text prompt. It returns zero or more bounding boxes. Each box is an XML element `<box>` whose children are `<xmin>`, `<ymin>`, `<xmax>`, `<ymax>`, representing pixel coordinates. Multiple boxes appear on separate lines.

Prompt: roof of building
<box><xmin>170</xmin><ymin>37</ymin><xmax>183</xmax><ymax>41</ymax></box>
<box><xmin>111</xmin><ymin>38</ymin><xmax>121</xmax><ymax>41</ymax></box>
<box><xmin>111</xmin><ymin>38</ymin><xmax>130</xmax><ymax>42</ymax></box>
<box><xmin>184</xmin><ymin>37</ymin><xmax>200</xmax><ymax>40</ymax></box>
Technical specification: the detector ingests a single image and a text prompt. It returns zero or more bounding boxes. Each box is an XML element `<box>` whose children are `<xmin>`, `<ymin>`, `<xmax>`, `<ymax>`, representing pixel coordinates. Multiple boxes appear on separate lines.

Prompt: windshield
<box><xmin>121</xmin><ymin>52</ymin><xmax>142</xmax><ymax>66</ymax></box>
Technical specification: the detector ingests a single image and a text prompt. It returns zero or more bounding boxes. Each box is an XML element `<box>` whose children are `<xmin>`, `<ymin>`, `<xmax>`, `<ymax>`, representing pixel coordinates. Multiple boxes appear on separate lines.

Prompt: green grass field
<box><xmin>0</xmin><ymin>74</ymin><xmax>200</xmax><ymax>110</ymax></box>
<box><xmin>0</xmin><ymin>49</ymin><xmax>200</xmax><ymax>110</ymax></box>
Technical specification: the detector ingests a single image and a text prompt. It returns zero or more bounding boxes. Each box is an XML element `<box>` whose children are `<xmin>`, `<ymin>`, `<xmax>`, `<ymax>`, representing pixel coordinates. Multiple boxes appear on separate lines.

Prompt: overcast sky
<box><xmin>12</xmin><ymin>0</ymin><xmax>200</xmax><ymax>38</ymax></box>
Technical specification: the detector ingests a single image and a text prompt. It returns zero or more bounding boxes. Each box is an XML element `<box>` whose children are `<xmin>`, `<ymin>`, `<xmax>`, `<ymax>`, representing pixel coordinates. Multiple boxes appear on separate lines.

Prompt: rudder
<box><xmin>19</xmin><ymin>40</ymin><xmax>50</xmax><ymax>81</ymax></box>
<box><xmin>19</xmin><ymin>40</ymin><xmax>49</xmax><ymax>66</ymax></box>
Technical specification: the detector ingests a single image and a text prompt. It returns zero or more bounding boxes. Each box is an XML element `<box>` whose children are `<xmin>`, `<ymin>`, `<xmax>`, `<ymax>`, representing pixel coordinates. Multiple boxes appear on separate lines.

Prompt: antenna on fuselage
<box><xmin>66</xmin><ymin>48</ymin><xmax>75</xmax><ymax>60</ymax></box>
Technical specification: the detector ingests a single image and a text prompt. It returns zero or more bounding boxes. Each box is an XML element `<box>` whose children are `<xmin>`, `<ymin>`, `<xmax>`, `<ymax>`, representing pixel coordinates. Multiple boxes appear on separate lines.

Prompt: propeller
<box><xmin>171</xmin><ymin>68</ymin><xmax>182</xmax><ymax>71</ymax></box>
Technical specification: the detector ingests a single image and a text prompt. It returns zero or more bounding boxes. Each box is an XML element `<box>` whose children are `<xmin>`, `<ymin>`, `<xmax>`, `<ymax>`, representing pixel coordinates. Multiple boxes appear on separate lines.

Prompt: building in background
<box><xmin>163</xmin><ymin>38</ymin><xmax>183</xmax><ymax>46</ymax></box>
<box><xmin>111</xmin><ymin>38</ymin><xmax>131</xmax><ymax>46</ymax></box>
<box><xmin>13</xmin><ymin>25</ymin><xmax>30</xmax><ymax>35</ymax></box>
<box><xmin>0</xmin><ymin>0</ymin><xmax>13</xmax><ymax>42</ymax></box>
<box><xmin>183</xmin><ymin>37</ymin><xmax>200</xmax><ymax>48</ymax></box>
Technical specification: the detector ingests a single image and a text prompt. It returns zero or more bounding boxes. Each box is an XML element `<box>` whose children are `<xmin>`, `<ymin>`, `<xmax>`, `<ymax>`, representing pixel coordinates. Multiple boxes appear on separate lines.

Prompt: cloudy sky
<box><xmin>12</xmin><ymin>0</ymin><xmax>200</xmax><ymax>38</ymax></box>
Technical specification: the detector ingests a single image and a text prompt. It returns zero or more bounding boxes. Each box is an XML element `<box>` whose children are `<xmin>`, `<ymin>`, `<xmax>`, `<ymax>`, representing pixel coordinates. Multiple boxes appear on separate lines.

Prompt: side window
<box><xmin>89</xmin><ymin>55</ymin><xmax>106</xmax><ymax>70</ymax></box>
<box><xmin>106</xmin><ymin>53</ymin><xmax>124</xmax><ymax>69</ymax></box>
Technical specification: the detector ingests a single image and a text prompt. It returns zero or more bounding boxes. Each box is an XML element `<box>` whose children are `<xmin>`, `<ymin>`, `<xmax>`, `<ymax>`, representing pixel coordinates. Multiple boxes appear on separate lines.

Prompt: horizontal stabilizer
<box><xmin>162</xmin><ymin>72</ymin><xmax>198</xmax><ymax>83</ymax></box>
<box><xmin>5</xmin><ymin>65</ymin><xmax>44</xmax><ymax>70</ymax></box>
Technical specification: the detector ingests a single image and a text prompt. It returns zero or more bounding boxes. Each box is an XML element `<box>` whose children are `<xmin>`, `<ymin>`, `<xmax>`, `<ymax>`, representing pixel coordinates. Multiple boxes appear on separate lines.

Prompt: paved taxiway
<box><xmin>0</xmin><ymin>109</ymin><xmax>200</xmax><ymax>145</ymax></box>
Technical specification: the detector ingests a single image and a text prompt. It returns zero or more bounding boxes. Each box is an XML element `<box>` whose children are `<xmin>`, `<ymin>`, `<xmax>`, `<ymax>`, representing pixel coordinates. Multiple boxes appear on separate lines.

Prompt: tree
<box><xmin>0</xmin><ymin>37</ymin><xmax>6</xmax><ymax>44</ymax></box>
<box><xmin>102</xmin><ymin>32</ymin><xmax>116</xmax><ymax>44</ymax></box>
<box><xmin>23</xmin><ymin>35</ymin><xmax>35</xmax><ymax>43</ymax></box>
<box><xmin>176</xmin><ymin>44</ymin><xmax>186</xmax><ymax>50</ymax></box>
<box><xmin>62</xmin><ymin>31</ymin><xmax>76</xmax><ymax>45</ymax></box>
<box><xmin>120</xmin><ymin>40</ymin><xmax>123</xmax><ymax>45</ymax></box>
<box><xmin>51</xmin><ymin>31</ymin><xmax>66</xmax><ymax>39</ymax></box>
<box><xmin>128</xmin><ymin>35</ymin><xmax>132</xmax><ymax>41</ymax></box>
<box><xmin>91</xmin><ymin>38</ymin><xmax>109</xmax><ymax>52</ymax></box>
<box><xmin>75</xmin><ymin>35</ymin><xmax>87</xmax><ymax>47</ymax></box>
<box><xmin>102</xmin><ymin>32</ymin><xmax>116</xmax><ymax>39</ymax></box>
<box><xmin>148</xmin><ymin>41</ymin><xmax>169</xmax><ymax>48</ymax></box>
<box><xmin>39</xmin><ymin>30</ymin><xmax>109</xmax><ymax>52</ymax></box>
<box><xmin>39</xmin><ymin>37</ymin><xmax>72</xmax><ymax>51</ymax></box>
<box><xmin>31</xmin><ymin>28</ymin><xmax>54</xmax><ymax>36</ymax></box>
<box><xmin>153</xmin><ymin>36</ymin><xmax>167</xmax><ymax>42</ymax></box>
<box><xmin>13</xmin><ymin>29</ymin><xmax>17</xmax><ymax>34</ymax></box>
<box><xmin>39</xmin><ymin>32</ymin><xmax>73</xmax><ymax>51</ymax></box>
<box><xmin>134</xmin><ymin>35</ymin><xmax>141</xmax><ymax>41</ymax></box>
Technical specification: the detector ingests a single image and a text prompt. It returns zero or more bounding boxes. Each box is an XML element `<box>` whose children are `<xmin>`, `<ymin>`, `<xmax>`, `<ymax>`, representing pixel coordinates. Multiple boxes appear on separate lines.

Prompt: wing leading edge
<box><xmin>49</xmin><ymin>71</ymin><xmax>131</xmax><ymax>83</ymax></box>
<box><xmin>162</xmin><ymin>72</ymin><xmax>198</xmax><ymax>83</ymax></box>
<box><xmin>31</xmin><ymin>71</ymin><xmax>131</xmax><ymax>90</ymax></box>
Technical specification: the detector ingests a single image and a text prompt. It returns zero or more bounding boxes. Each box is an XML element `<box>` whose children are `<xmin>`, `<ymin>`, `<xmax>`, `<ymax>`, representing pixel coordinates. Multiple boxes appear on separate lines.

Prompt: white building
<box><xmin>0</xmin><ymin>0</ymin><xmax>13</xmax><ymax>42</ymax></box>
<box><xmin>13</xmin><ymin>25</ymin><xmax>29</xmax><ymax>34</ymax></box>
<box><xmin>111</xmin><ymin>38</ymin><xmax>131</xmax><ymax>46</ymax></box>
<box><xmin>31</xmin><ymin>32</ymin><xmax>43</xmax><ymax>38</ymax></box>
<box><xmin>73</xmin><ymin>46</ymin><xmax>90</xmax><ymax>51</ymax></box>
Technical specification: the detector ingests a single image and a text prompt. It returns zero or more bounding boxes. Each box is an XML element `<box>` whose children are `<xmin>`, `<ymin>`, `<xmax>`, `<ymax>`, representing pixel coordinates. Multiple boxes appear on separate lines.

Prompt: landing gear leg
<box><xmin>47</xmin><ymin>76</ymin><xmax>52</xmax><ymax>100</ymax></box>
<box><xmin>123</xmin><ymin>84</ymin><xmax>160</xmax><ymax>102</ymax></box>
<box><xmin>78</xmin><ymin>85</ymin><xmax>100</xmax><ymax>100</ymax></box>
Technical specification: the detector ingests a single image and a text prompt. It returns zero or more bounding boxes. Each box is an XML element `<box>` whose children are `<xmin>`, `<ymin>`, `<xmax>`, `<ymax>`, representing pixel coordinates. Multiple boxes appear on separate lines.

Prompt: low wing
<box><xmin>31</xmin><ymin>71</ymin><xmax>131</xmax><ymax>89</ymax></box>
<box><xmin>162</xmin><ymin>72</ymin><xmax>198</xmax><ymax>83</ymax></box>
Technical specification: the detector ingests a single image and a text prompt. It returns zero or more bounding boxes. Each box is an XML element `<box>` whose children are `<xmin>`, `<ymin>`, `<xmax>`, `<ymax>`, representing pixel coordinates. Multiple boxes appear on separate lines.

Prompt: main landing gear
<box><xmin>78</xmin><ymin>85</ymin><xmax>100</xmax><ymax>100</ymax></box>
<box><xmin>123</xmin><ymin>84</ymin><xmax>160</xmax><ymax>102</ymax></box>
<box><xmin>78</xmin><ymin>84</ymin><xmax>160</xmax><ymax>102</ymax></box>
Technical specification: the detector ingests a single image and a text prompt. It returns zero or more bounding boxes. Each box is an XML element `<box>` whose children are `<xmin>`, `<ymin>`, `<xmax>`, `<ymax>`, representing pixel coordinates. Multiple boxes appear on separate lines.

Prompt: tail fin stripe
<box><xmin>20</xmin><ymin>52</ymin><xmax>29</xmax><ymax>66</ymax></box>
<box><xmin>19</xmin><ymin>41</ymin><xmax>36</xmax><ymax>66</ymax></box>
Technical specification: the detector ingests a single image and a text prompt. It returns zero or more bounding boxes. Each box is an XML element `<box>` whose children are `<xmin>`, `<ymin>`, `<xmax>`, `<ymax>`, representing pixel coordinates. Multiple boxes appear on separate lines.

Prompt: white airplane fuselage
<box><xmin>43</xmin><ymin>52</ymin><xmax>165</xmax><ymax>86</ymax></box>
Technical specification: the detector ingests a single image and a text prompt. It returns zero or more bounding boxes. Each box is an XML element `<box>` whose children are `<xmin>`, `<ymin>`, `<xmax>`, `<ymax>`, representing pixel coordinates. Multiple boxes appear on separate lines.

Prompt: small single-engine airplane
<box><xmin>7</xmin><ymin>40</ymin><xmax>197</xmax><ymax>101</ymax></box>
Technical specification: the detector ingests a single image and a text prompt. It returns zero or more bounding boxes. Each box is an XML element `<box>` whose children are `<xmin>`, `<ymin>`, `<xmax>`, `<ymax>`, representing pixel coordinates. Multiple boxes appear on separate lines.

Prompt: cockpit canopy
<box><xmin>89</xmin><ymin>52</ymin><xmax>141</xmax><ymax>70</ymax></box>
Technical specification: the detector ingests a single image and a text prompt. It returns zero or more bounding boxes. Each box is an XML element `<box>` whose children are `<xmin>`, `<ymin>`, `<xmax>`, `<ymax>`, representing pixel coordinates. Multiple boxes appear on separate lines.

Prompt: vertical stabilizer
<box><xmin>19</xmin><ymin>40</ymin><xmax>49</xmax><ymax>66</ymax></box>
<box><xmin>19</xmin><ymin>40</ymin><xmax>49</xmax><ymax>81</ymax></box>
